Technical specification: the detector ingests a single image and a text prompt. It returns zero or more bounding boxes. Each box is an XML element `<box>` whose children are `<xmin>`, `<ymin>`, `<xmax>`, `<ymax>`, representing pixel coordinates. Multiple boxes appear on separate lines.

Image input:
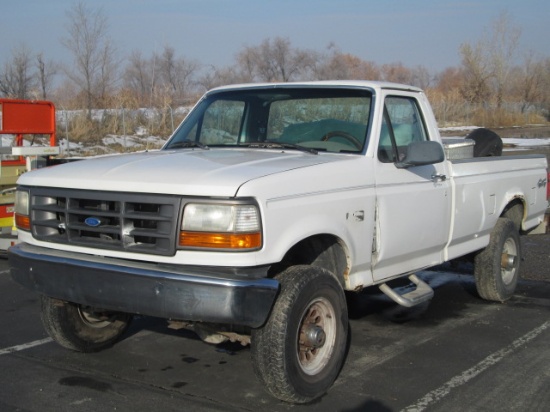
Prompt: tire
<box><xmin>40</xmin><ymin>295</ymin><xmax>132</xmax><ymax>352</ymax></box>
<box><xmin>465</xmin><ymin>128</ymin><xmax>503</xmax><ymax>157</ymax></box>
<box><xmin>474</xmin><ymin>218</ymin><xmax>521</xmax><ymax>302</ymax></box>
<box><xmin>251</xmin><ymin>265</ymin><xmax>348</xmax><ymax>404</ymax></box>
<box><xmin>503</xmin><ymin>203</ymin><xmax>523</xmax><ymax>233</ymax></box>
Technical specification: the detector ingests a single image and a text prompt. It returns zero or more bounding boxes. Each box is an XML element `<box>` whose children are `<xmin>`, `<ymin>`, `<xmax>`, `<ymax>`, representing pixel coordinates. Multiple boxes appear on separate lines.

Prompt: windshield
<box><xmin>164</xmin><ymin>87</ymin><xmax>372</xmax><ymax>153</ymax></box>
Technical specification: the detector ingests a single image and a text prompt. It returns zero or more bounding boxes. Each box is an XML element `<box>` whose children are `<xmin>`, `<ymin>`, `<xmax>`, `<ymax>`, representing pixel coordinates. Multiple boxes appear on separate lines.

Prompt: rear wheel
<box><xmin>40</xmin><ymin>295</ymin><xmax>132</xmax><ymax>352</ymax></box>
<box><xmin>474</xmin><ymin>218</ymin><xmax>520</xmax><ymax>302</ymax></box>
<box><xmin>251</xmin><ymin>265</ymin><xmax>348</xmax><ymax>403</ymax></box>
<box><xmin>503</xmin><ymin>203</ymin><xmax>523</xmax><ymax>233</ymax></box>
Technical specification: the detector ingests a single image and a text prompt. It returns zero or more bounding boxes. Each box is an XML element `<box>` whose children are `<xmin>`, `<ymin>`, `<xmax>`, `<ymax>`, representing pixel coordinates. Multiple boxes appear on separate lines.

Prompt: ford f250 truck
<box><xmin>9</xmin><ymin>81</ymin><xmax>549</xmax><ymax>403</ymax></box>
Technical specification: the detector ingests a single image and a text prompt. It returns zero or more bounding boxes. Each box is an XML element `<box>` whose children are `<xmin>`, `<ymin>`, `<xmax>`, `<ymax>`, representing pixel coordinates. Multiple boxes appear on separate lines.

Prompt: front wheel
<box><xmin>474</xmin><ymin>218</ymin><xmax>521</xmax><ymax>302</ymax></box>
<box><xmin>40</xmin><ymin>295</ymin><xmax>132</xmax><ymax>352</ymax></box>
<box><xmin>251</xmin><ymin>265</ymin><xmax>348</xmax><ymax>403</ymax></box>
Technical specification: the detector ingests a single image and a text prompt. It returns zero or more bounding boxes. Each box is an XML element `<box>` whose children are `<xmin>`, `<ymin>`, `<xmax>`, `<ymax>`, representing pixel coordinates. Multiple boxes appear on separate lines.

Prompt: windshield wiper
<box><xmin>246</xmin><ymin>140</ymin><xmax>318</xmax><ymax>155</ymax></box>
<box><xmin>167</xmin><ymin>140</ymin><xmax>209</xmax><ymax>150</ymax></box>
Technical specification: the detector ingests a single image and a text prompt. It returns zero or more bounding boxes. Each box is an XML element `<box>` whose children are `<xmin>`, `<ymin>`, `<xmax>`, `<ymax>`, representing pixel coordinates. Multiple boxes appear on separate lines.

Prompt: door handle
<box><xmin>431</xmin><ymin>174</ymin><xmax>447</xmax><ymax>182</ymax></box>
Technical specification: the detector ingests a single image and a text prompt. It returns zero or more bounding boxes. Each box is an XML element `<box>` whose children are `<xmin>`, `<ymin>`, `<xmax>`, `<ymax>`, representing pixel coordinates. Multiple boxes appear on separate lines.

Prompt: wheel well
<box><xmin>501</xmin><ymin>199</ymin><xmax>525</xmax><ymax>233</ymax></box>
<box><xmin>268</xmin><ymin>235</ymin><xmax>349</xmax><ymax>286</ymax></box>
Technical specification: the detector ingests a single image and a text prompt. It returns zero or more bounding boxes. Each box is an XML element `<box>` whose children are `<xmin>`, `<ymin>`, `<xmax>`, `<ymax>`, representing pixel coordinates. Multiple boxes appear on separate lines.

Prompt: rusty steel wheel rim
<box><xmin>77</xmin><ymin>306</ymin><xmax>115</xmax><ymax>329</ymax></box>
<box><xmin>501</xmin><ymin>237</ymin><xmax>518</xmax><ymax>285</ymax></box>
<box><xmin>296</xmin><ymin>297</ymin><xmax>337</xmax><ymax>375</ymax></box>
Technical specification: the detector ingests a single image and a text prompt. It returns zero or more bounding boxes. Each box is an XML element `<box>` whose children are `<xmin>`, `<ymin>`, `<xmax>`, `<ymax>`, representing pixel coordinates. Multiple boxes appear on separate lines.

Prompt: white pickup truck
<box><xmin>9</xmin><ymin>81</ymin><xmax>549</xmax><ymax>403</ymax></box>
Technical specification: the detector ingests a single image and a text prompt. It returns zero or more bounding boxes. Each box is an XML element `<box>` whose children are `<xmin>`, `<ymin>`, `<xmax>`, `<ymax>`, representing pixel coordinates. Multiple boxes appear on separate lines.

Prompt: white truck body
<box><xmin>13</xmin><ymin>83</ymin><xmax>547</xmax><ymax>285</ymax></box>
<box><xmin>9</xmin><ymin>81</ymin><xmax>548</xmax><ymax>403</ymax></box>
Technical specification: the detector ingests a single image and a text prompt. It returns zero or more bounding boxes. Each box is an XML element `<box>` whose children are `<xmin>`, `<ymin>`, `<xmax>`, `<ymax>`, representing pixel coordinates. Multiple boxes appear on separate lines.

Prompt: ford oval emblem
<box><xmin>84</xmin><ymin>217</ymin><xmax>103</xmax><ymax>227</ymax></box>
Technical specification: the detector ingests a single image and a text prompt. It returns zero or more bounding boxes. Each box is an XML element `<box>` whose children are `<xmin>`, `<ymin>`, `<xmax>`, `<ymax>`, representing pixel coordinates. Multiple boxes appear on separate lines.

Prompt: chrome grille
<box><xmin>29</xmin><ymin>188</ymin><xmax>181</xmax><ymax>256</ymax></box>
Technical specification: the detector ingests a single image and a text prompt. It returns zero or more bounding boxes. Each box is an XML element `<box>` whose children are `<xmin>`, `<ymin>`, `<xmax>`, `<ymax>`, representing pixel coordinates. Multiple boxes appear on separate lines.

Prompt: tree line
<box><xmin>1</xmin><ymin>4</ymin><xmax>549</xmax><ymax>144</ymax></box>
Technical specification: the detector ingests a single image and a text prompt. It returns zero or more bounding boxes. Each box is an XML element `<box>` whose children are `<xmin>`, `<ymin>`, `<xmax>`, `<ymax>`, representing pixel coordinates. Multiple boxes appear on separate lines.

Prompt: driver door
<box><xmin>372</xmin><ymin>95</ymin><xmax>451</xmax><ymax>281</ymax></box>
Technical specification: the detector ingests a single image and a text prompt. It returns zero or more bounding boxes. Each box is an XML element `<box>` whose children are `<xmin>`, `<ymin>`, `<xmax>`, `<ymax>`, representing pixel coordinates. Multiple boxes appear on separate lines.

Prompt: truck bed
<box><xmin>446</xmin><ymin>154</ymin><xmax>548</xmax><ymax>260</ymax></box>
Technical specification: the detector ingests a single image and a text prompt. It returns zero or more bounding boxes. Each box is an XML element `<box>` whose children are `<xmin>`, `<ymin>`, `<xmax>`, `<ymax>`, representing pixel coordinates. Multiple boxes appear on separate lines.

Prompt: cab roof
<box><xmin>208</xmin><ymin>80</ymin><xmax>423</xmax><ymax>95</ymax></box>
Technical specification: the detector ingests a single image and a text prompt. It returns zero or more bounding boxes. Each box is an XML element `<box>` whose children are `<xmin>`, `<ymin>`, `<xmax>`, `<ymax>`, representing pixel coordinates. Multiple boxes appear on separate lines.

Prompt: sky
<box><xmin>1</xmin><ymin>0</ymin><xmax>549</xmax><ymax>76</ymax></box>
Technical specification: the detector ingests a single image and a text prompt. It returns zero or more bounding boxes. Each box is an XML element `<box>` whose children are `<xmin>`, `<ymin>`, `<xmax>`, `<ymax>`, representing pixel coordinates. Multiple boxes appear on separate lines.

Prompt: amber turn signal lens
<box><xmin>179</xmin><ymin>231</ymin><xmax>261</xmax><ymax>249</ymax></box>
<box><xmin>15</xmin><ymin>213</ymin><xmax>31</xmax><ymax>231</ymax></box>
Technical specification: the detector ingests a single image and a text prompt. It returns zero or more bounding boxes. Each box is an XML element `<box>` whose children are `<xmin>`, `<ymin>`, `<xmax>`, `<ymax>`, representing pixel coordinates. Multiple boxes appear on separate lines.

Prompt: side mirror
<box><xmin>396</xmin><ymin>140</ymin><xmax>445</xmax><ymax>169</ymax></box>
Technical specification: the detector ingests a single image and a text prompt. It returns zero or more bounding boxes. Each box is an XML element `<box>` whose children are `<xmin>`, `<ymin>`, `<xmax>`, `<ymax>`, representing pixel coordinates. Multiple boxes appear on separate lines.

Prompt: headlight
<box><xmin>14</xmin><ymin>190</ymin><xmax>31</xmax><ymax>231</ymax></box>
<box><xmin>180</xmin><ymin>203</ymin><xmax>262</xmax><ymax>250</ymax></box>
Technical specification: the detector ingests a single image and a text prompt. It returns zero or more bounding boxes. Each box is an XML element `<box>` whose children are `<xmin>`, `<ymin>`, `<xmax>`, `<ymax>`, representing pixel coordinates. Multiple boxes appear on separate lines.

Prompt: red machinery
<box><xmin>0</xmin><ymin>99</ymin><xmax>60</xmax><ymax>250</ymax></box>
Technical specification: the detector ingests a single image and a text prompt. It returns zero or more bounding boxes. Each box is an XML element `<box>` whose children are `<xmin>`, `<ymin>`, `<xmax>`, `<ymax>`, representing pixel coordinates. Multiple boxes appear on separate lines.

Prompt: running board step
<box><xmin>378</xmin><ymin>274</ymin><xmax>434</xmax><ymax>307</ymax></box>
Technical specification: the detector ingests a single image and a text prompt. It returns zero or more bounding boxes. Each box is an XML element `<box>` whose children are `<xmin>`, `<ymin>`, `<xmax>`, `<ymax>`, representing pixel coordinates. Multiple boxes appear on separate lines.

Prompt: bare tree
<box><xmin>489</xmin><ymin>12</ymin><xmax>521</xmax><ymax>108</ymax></box>
<box><xmin>514</xmin><ymin>52</ymin><xmax>548</xmax><ymax>113</ymax></box>
<box><xmin>123</xmin><ymin>50</ymin><xmax>153</xmax><ymax>106</ymax></box>
<box><xmin>36</xmin><ymin>53</ymin><xmax>58</xmax><ymax>100</ymax></box>
<box><xmin>235</xmin><ymin>47</ymin><xmax>256</xmax><ymax>82</ymax></box>
<box><xmin>97</xmin><ymin>37</ymin><xmax>119</xmax><ymax>105</ymax></box>
<box><xmin>0</xmin><ymin>45</ymin><xmax>35</xmax><ymax>99</ymax></box>
<box><xmin>313</xmin><ymin>45</ymin><xmax>380</xmax><ymax>80</ymax></box>
<box><xmin>381</xmin><ymin>62</ymin><xmax>413</xmax><ymax>84</ymax></box>
<box><xmin>156</xmin><ymin>45</ymin><xmax>200</xmax><ymax>105</ymax></box>
<box><xmin>459</xmin><ymin>12</ymin><xmax>520</xmax><ymax>106</ymax></box>
<box><xmin>62</xmin><ymin>2</ymin><xmax>118</xmax><ymax>114</ymax></box>
<box><xmin>157</xmin><ymin>46</ymin><xmax>178</xmax><ymax>95</ymax></box>
<box><xmin>198</xmin><ymin>65</ymin><xmax>249</xmax><ymax>92</ymax></box>
<box><xmin>410</xmin><ymin>66</ymin><xmax>433</xmax><ymax>89</ymax></box>
<box><xmin>459</xmin><ymin>40</ymin><xmax>492</xmax><ymax>104</ymax></box>
<box><xmin>236</xmin><ymin>37</ymin><xmax>315</xmax><ymax>82</ymax></box>
<box><xmin>434</xmin><ymin>67</ymin><xmax>464</xmax><ymax>94</ymax></box>
<box><xmin>543</xmin><ymin>58</ymin><xmax>550</xmax><ymax>119</ymax></box>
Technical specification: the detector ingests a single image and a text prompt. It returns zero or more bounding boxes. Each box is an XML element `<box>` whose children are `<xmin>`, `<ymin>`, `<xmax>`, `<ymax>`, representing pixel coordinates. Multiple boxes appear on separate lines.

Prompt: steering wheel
<box><xmin>321</xmin><ymin>131</ymin><xmax>362</xmax><ymax>150</ymax></box>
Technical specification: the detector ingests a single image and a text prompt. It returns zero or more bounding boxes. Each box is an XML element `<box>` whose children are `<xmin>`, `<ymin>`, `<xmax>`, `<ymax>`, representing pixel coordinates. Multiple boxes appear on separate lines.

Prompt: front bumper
<box><xmin>9</xmin><ymin>243</ymin><xmax>279</xmax><ymax>328</ymax></box>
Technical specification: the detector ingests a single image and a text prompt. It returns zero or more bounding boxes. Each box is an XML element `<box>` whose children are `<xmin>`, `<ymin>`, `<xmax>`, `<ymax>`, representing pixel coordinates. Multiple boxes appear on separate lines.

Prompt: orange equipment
<box><xmin>0</xmin><ymin>99</ymin><xmax>56</xmax><ymax>145</ymax></box>
<box><xmin>0</xmin><ymin>99</ymin><xmax>60</xmax><ymax>251</ymax></box>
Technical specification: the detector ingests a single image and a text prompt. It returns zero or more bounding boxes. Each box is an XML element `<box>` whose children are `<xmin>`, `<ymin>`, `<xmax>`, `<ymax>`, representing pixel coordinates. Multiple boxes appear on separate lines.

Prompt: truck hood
<box><xmin>18</xmin><ymin>149</ymin><xmax>341</xmax><ymax>197</ymax></box>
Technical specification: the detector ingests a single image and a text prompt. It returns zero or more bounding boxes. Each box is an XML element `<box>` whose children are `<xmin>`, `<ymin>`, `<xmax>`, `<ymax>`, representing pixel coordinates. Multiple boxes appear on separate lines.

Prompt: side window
<box><xmin>378</xmin><ymin>96</ymin><xmax>428</xmax><ymax>163</ymax></box>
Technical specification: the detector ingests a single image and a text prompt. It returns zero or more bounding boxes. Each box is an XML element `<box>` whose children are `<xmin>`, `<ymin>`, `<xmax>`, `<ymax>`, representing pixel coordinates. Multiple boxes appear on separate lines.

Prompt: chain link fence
<box><xmin>55</xmin><ymin>106</ymin><xmax>191</xmax><ymax>156</ymax></box>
